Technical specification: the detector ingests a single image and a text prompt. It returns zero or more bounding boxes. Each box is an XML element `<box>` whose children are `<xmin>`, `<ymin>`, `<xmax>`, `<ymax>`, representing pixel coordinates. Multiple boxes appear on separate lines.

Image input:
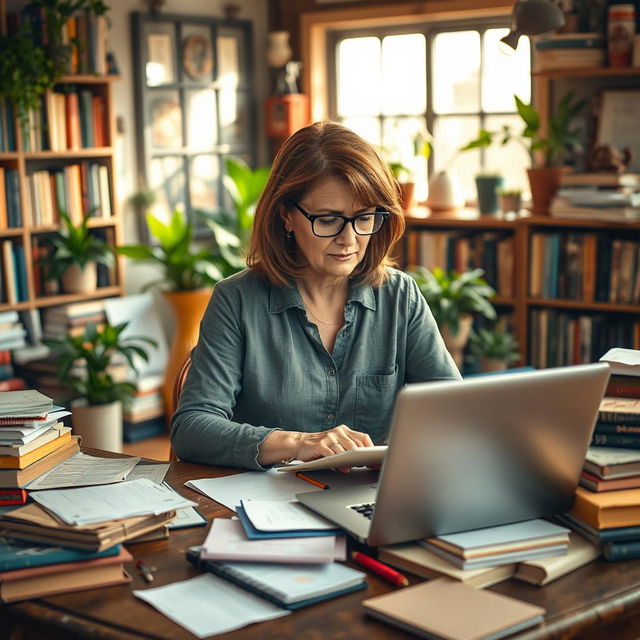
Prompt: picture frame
<box><xmin>146</xmin><ymin>32</ymin><xmax>176</xmax><ymax>86</ymax></box>
<box><xmin>596</xmin><ymin>89</ymin><xmax>640</xmax><ymax>172</ymax></box>
<box><xmin>182</xmin><ymin>34</ymin><xmax>213</xmax><ymax>80</ymax></box>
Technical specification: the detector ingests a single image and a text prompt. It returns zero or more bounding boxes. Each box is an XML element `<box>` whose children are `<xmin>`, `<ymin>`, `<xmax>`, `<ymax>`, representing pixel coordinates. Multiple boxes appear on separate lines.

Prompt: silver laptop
<box><xmin>297</xmin><ymin>363</ymin><xmax>610</xmax><ymax>546</ymax></box>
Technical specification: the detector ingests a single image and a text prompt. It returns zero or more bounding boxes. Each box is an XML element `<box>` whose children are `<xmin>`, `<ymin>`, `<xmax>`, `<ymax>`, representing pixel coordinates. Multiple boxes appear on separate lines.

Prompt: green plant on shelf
<box><xmin>469</xmin><ymin>325</ymin><xmax>520</xmax><ymax>363</ymax></box>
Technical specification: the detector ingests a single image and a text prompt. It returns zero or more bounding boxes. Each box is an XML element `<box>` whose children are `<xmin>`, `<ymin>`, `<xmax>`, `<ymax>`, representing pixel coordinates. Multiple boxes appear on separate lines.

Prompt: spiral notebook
<box><xmin>186</xmin><ymin>546</ymin><xmax>366</xmax><ymax>610</ymax></box>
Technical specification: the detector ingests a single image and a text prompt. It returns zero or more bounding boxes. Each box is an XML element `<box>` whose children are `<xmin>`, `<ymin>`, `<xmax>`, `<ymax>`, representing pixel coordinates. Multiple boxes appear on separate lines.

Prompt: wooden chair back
<box><xmin>169</xmin><ymin>356</ymin><xmax>192</xmax><ymax>462</ymax></box>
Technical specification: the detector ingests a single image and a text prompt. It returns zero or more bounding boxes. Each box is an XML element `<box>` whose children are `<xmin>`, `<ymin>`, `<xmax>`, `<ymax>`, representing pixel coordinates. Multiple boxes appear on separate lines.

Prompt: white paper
<box><xmin>202</xmin><ymin>518</ymin><xmax>341</xmax><ymax>563</ymax></box>
<box><xmin>30</xmin><ymin>477</ymin><xmax>197</xmax><ymax>525</ymax></box>
<box><xmin>127</xmin><ymin>462</ymin><xmax>171</xmax><ymax>484</ymax></box>
<box><xmin>241</xmin><ymin>499</ymin><xmax>336</xmax><ymax>532</ymax></box>
<box><xmin>0</xmin><ymin>390</ymin><xmax>52</xmax><ymax>416</ymax></box>
<box><xmin>168</xmin><ymin>506</ymin><xmax>205</xmax><ymax>529</ymax></box>
<box><xmin>104</xmin><ymin>293</ymin><xmax>168</xmax><ymax>377</ymax></box>
<box><xmin>185</xmin><ymin>468</ymin><xmax>317</xmax><ymax>511</ymax></box>
<box><xmin>26</xmin><ymin>453</ymin><xmax>141</xmax><ymax>490</ymax></box>
<box><xmin>277</xmin><ymin>445</ymin><xmax>387</xmax><ymax>472</ymax></box>
<box><xmin>600</xmin><ymin>348</ymin><xmax>640</xmax><ymax>375</ymax></box>
<box><xmin>134</xmin><ymin>573</ymin><xmax>290</xmax><ymax>638</ymax></box>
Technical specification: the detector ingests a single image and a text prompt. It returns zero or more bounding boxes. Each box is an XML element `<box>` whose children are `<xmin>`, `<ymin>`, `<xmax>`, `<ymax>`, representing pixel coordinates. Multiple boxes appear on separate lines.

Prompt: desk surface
<box><xmin>4</xmin><ymin>456</ymin><xmax>640</xmax><ymax>640</ymax></box>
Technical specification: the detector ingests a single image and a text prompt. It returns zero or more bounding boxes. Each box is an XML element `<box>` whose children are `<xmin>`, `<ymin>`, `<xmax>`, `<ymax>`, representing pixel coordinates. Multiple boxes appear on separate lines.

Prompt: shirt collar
<box><xmin>269</xmin><ymin>279</ymin><xmax>377</xmax><ymax>314</ymax></box>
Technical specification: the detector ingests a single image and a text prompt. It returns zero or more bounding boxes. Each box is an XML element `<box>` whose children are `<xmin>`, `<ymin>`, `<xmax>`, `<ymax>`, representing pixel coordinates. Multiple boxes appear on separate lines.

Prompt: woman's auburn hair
<box><xmin>247</xmin><ymin>121</ymin><xmax>405</xmax><ymax>287</ymax></box>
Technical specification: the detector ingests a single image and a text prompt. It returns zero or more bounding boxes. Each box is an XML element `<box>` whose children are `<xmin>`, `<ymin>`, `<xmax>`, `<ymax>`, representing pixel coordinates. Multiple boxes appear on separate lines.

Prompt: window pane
<box><xmin>434</xmin><ymin>115</ymin><xmax>481</xmax><ymax>202</ymax></box>
<box><xmin>381</xmin><ymin>34</ymin><xmax>426</xmax><ymax>115</ymax></box>
<box><xmin>149</xmin><ymin>156</ymin><xmax>186</xmax><ymax>217</ymax></box>
<box><xmin>432</xmin><ymin>31</ymin><xmax>480</xmax><ymax>114</ymax></box>
<box><xmin>484</xmin><ymin>114</ymin><xmax>531</xmax><ymax>196</ymax></box>
<box><xmin>190</xmin><ymin>154</ymin><xmax>220</xmax><ymax>214</ymax></box>
<box><xmin>186</xmin><ymin>90</ymin><xmax>217</xmax><ymax>149</ymax></box>
<box><xmin>482</xmin><ymin>30</ymin><xmax>531</xmax><ymax>112</ymax></box>
<box><xmin>337</xmin><ymin>37</ymin><xmax>381</xmax><ymax>116</ymax></box>
<box><xmin>341</xmin><ymin>117</ymin><xmax>381</xmax><ymax>146</ymax></box>
<box><xmin>148</xmin><ymin>91</ymin><xmax>183</xmax><ymax>149</ymax></box>
<box><xmin>219</xmin><ymin>89</ymin><xmax>249</xmax><ymax>146</ymax></box>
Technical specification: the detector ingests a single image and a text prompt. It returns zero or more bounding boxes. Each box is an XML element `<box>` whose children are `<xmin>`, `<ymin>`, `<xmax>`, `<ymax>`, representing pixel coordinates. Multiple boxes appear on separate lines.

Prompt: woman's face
<box><xmin>282</xmin><ymin>175</ymin><xmax>373</xmax><ymax>282</ymax></box>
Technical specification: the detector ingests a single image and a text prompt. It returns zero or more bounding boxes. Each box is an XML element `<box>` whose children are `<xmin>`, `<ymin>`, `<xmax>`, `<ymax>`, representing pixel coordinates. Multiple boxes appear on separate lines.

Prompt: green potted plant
<box><xmin>408</xmin><ymin>266</ymin><xmax>497</xmax><ymax>368</ymax></box>
<box><xmin>469</xmin><ymin>325</ymin><xmax>520</xmax><ymax>372</ymax></box>
<box><xmin>44</xmin><ymin>321</ymin><xmax>156</xmax><ymax>452</ymax></box>
<box><xmin>474</xmin><ymin>171</ymin><xmax>504</xmax><ymax>215</ymax></box>
<box><xmin>498</xmin><ymin>188</ymin><xmax>523</xmax><ymax>214</ymax></box>
<box><xmin>461</xmin><ymin>91</ymin><xmax>587</xmax><ymax>213</ymax></box>
<box><xmin>39</xmin><ymin>211</ymin><xmax>113</xmax><ymax>294</ymax></box>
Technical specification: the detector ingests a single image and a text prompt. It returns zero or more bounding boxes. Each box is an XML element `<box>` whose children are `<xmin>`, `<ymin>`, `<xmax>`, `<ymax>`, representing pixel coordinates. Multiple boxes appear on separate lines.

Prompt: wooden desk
<box><xmin>4</xmin><ymin>458</ymin><xmax>640</xmax><ymax>640</ymax></box>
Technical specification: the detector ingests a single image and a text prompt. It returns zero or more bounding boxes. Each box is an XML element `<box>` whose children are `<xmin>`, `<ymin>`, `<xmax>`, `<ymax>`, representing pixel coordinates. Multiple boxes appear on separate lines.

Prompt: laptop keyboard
<box><xmin>349</xmin><ymin>502</ymin><xmax>375</xmax><ymax>520</ymax></box>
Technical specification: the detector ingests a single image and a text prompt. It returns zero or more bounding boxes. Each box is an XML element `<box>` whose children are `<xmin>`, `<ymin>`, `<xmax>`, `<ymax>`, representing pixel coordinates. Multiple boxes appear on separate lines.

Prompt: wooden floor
<box><xmin>122</xmin><ymin>435</ymin><xmax>171</xmax><ymax>461</ymax></box>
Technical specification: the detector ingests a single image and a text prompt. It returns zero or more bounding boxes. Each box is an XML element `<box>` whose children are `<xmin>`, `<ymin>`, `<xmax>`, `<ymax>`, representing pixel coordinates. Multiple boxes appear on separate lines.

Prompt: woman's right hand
<box><xmin>294</xmin><ymin>424</ymin><xmax>374</xmax><ymax>461</ymax></box>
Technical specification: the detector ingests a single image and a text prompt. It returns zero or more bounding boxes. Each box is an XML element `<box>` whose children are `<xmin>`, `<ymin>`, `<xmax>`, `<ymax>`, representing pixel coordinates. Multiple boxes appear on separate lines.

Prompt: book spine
<box><xmin>603</xmin><ymin>540</ymin><xmax>640</xmax><ymax>562</ymax></box>
<box><xmin>591</xmin><ymin>432</ymin><xmax>640</xmax><ymax>448</ymax></box>
<box><xmin>598</xmin><ymin>412</ymin><xmax>640</xmax><ymax>425</ymax></box>
<box><xmin>605</xmin><ymin>384</ymin><xmax>640</xmax><ymax>398</ymax></box>
<box><xmin>595</xmin><ymin>423</ymin><xmax>640</xmax><ymax>435</ymax></box>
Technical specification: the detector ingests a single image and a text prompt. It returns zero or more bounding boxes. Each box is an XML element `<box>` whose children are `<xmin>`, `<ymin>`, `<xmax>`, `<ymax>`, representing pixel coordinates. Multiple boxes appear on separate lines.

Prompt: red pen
<box><xmin>351</xmin><ymin>551</ymin><xmax>409</xmax><ymax>587</ymax></box>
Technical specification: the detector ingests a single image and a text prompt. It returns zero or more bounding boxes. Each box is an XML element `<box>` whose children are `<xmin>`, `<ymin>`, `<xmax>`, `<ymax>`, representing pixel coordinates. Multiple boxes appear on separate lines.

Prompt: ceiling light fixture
<box><xmin>501</xmin><ymin>0</ymin><xmax>566</xmax><ymax>51</ymax></box>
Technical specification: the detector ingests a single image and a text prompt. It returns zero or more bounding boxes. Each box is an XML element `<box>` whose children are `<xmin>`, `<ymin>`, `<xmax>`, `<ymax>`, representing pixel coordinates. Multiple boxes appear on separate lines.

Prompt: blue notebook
<box><xmin>236</xmin><ymin>505</ymin><xmax>340</xmax><ymax>539</ymax></box>
<box><xmin>186</xmin><ymin>546</ymin><xmax>366</xmax><ymax>610</ymax></box>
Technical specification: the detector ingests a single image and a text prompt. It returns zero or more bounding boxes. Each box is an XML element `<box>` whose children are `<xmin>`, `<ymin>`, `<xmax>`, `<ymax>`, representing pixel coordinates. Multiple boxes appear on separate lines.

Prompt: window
<box><xmin>329</xmin><ymin>21</ymin><xmax>531</xmax><ymax>202</ymax></box>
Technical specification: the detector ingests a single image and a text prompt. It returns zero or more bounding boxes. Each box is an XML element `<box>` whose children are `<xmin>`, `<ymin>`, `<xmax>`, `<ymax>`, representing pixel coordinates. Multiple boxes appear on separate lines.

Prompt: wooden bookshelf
<box><xmin>0</xmin><ymin>73</ymin><xmax>124</xmax><ymax>325</ymax></box>
<box><xmin>401</xmin><ymin>208</ymin><xmax>640</xmax><ymax>367</ymax></box>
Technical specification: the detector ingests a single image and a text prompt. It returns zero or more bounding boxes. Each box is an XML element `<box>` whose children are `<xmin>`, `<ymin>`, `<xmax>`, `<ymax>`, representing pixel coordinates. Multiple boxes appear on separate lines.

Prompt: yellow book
<box><xmin>0</xmin><ymin>430</ymin><xmax>72</xmax><ymax>470</ymax></box>
<box><xmin>569</xmin><ymin>486</ymin><xmax>640</xmax><ymax>529</ymax></box>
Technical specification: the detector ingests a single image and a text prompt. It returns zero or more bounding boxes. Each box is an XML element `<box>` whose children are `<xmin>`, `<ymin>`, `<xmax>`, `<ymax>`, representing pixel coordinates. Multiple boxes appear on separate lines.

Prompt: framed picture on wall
<box><xmin>146</xmin><ymin>30</ymin><xmax>176</xmax><ymax>86</ymax></box>
<box><xmin>596</xmin><ymin>89</ymin><xmax>640</xmax><ymax>172</ymax></box>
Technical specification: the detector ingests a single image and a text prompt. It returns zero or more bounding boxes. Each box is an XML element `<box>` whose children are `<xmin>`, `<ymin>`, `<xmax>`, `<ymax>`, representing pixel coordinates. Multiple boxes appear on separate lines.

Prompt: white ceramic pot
<box><xmin>426</xmin><ymin>171</ymin><xmax>466</xmax><ymax>212</ymax></box>
<box><xmin>71</xmin><ymin>399</ymin><xmax>123</xmax><ymax>452</ymax></box>
<box><xmin>266</xmin><ymin>31</ymin><xmax>293</xmax><ymax>68</ymax></box>
<box><xmin>61</xmin><ymin>262</ymin><xmax>97</xmax><ymax>294</ymax></box>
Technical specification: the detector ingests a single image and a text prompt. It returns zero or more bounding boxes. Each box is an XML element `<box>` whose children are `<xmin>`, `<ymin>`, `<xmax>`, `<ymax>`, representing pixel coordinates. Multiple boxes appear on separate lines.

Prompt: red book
<box><xmin>0</xmin><ymin>489</ymin><xmax>28</xmax><ymax>506</ymax></box>
<box><xmin>65</xmin><ymin>93</ymin><xmax>81</xmax><ymax>151</ymax></box>
<box><xmin>92</xmin><ymin>96</ymin><xmax>106</xmax><ymax>147</ymax></box>
<box><xmin>0</xmin><ymin>378</ymin><xmax>26</xmax><ymax>392</ymax></box>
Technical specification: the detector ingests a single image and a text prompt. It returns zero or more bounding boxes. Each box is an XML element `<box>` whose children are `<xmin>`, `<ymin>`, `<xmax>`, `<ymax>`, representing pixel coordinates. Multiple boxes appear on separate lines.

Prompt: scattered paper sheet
<box><xmin>26</xmin><ymin>453</ymin><xmax>141</xmax><ymax>490</ymax></box>
<box><xmin>133</xmin><ymin>573</ymin><xmax>290</xmax><ymax>638</ymax></box>
<box><xmin>185</xmin><ymin>469</ymin><xmax>317</xmax><ymax>511</ymax></box>
<box><xmin>127</xmin><ymin>462</ymin><xmax>171</xmax><ymax>484</ymax></box>
<box><xmin>0</xmin><ymin>390</ymin><xmax>52</xmax><ymax>416</ymax></box>
<box><xmin>241</xmin><ymin>499</ymin><xmax>336</xmax><ymax>532</ymax></box>
<box><xmin>600</xmin><ymin>348</ymin><xmax>640</xmax><ymax>375</ymax></box>
<box><xmin>30</xmin><ymin>477</ymin><xmax>197</xmax><ymax>525</ymax></box>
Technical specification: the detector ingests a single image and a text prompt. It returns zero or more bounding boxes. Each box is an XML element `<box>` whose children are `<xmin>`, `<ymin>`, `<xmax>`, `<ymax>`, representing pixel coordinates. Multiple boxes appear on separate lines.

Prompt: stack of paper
<box><xmin>419</xmin><ymin>520</ymin><xmax>570</xmax><ymax>569</ymax></box>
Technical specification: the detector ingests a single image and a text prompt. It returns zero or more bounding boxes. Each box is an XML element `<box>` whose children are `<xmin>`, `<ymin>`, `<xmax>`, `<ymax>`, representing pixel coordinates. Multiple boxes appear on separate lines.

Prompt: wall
<box><xmin>106</xmin><ymin>0</ymin><xmax>268</xmax><ymax>293</ymax></box>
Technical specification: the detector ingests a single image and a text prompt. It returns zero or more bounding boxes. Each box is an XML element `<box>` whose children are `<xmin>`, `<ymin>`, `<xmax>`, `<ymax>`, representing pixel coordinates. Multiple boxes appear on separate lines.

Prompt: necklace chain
<box><xmin>300</xmin><ymin>293</ymin><xmax>342</xmax><ymax>326</ymax></box>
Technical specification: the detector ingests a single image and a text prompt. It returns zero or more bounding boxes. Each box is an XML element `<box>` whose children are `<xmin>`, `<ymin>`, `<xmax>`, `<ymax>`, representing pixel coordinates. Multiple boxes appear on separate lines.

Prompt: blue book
<box><xmin>0</xmin><ymin>536</ymin><xmax>120</xmax><ymax>572</ymax></box>
<box><xmin>6</xmin><ymin>170</ymin><xmax>21</xmax><ymax>227</ymax></box>
<box><xmin>186</xmin><ymin>545</ymin><xmax>366</xmax><ymax>610</ymax></box>
<box><xmin>5</xmin><ymin>101</ymin><xmax>16</xmax><ymax>152</ymax></box>
<box><xmin>12</xmin><ymin>245</ymin><xmax>28</xmax><ymax>302</ymax></box>
<box><xmin>236</xmin><ymin>505</ymin><xmax>340</xmax><ymax>540</ymax></box>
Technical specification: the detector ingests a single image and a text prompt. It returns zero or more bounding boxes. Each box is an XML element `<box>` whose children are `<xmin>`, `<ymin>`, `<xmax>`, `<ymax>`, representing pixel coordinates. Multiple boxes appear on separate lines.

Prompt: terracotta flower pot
<box><xmin>399</xmin><ymin>182</ymin><xmax>416</xmax><ymax>212</ymax></box>
<box><xmin>162</xmin><ymin>289</ymin><xmax>213</xmax><ymax>420</ymax></box>
<box><xmin>527</xmin><ymin>167</ymin><xmax>563</xmax><ymax>215</ymax></box>
<box><xmin>481</xmin><ymin>357</ymin><xmax>509</xmax><ymax>373</ymax></box>
<box><xmin>439</xmin><ymin>314</ymin><xmax>473</xmax><ymax>370</ymax></box>
<box><xmin>61</xmin><ymin>262</ymin><xmax>97</xmax><ymax>294</ymax></box>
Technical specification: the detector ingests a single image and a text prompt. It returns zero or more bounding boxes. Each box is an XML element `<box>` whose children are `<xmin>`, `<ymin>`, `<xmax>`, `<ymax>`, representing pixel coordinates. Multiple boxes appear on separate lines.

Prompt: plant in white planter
<box><xmin>40</xmin><ymin>211</ymin><xmax>113</xmax><ymax>294</ymax></box>
<box><xmin>44</xmin><ymin>322</ymin><xmax>156</xmax><ymax>452</ymax></box>
<box><xmin>408</xmin><ymin>266</ymin><xmax>497</xmax><ymax>369</ymax></box>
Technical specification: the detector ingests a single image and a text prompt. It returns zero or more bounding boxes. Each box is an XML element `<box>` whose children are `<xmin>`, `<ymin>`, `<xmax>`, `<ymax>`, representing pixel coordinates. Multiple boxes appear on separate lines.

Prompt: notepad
<box><xmin>240</xmin><ymin>499</ymin><xmax>337</xmax><ymax>532</ymax></box>
<box><xmin>363</xmin><ymin>578</ymin><xmax>545</xmax><ymax>640</ymax></box>
<box><xmin>201</xmin><ymin>518</ymin><xmax>345</xmax><ymax>563</ymax></box>
<box><xmin>187</xmin><ymin>546</ymin><xmax>367</xmax><ymax>610</ymax></box>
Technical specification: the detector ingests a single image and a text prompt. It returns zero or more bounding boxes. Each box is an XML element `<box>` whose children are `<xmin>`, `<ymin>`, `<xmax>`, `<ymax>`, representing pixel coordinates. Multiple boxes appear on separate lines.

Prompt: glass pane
<box><xmin>484</xmin><ymin>114</ymin><xmax>531</xmax><ymax>196</ymax></box>
<box><xmin>337</xmin><ymin>37</ymin><xmax>381</xmax><ymax>117</ymax></box>
<box><xmin>180</xmin><ymin>24</ymin><xmax>214</xmax><ymax>84</ymax></box>
<box><xmin>190</xmin><ymin>154</ymin><xmax>220</xmax><ymax>215</ymax></box>
<box><xmin>432</xmin><ymin>31</ymin><xmax>480</xmax><ymax>114</ymax></box>
<box><xmin>483</xmin><ymin>29</ymin><xmax>531</xmax><ymax>112</ymax></box>
<box><xmin>144</xmin><ymin>22</ymin><xmax>177</xmax><ymax>87</ymax></box>
<box><xmin>340</xmin><ymin>117</ymin><xmax>381</xmax><ymax>147</ymax></box>
<box><xmin>217</xmin><ymin>34</ymin><xmax>240</xmax><ymax>88</ymax></box>
<box><xmin>433</xmin><ymin>115</ymin><xmax>481</xmax><ymax>202</ymax></box>
<box><xmin>381</xmin><ymin>34</ymin><xmax>426</xmax><ymax>115</ymax></box>
<box><xmin>186</xmin><ymin>90</ymin><xmax>217</xmax><ymax>149</ymax></box>
<box><xmin>149</xmin><ymin>156</ymin><xmax>186</xmax><ymax>218</ymax></box>
<box><xmin>219</xmin><ymin>89</ymin><xmax>249</xmax><ymax>146</ymax></box>
<box><xmin>148</xmin><ymin>90</ymin><xmax>183</xmax><ymax>149</ymax></box>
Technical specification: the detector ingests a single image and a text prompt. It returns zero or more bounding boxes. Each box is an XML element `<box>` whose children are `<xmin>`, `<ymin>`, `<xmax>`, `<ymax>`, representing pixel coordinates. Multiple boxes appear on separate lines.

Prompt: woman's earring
<box><xmin>286</xmin><ymin>229</ymin><xmax>294</xmax><ymax>247</ymax></box>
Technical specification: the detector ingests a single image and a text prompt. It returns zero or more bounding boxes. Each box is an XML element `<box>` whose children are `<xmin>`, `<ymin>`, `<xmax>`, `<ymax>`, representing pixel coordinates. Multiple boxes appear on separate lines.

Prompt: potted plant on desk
<box><xmin>408</xmin><ymin>266</ymin><xmax>497</xmax><ymax>369</ymax></box>
<box><xmin>469</xmin><ymin>325</ymin><xmax>520</xmax><ymax>372</ymax></box>
<box><xmin>461</xmin><ymin>92</ymin><xmax>587</xmax><ymax>214</ymax></box>
<box><xmin>44</xmin><ymin>322</ymin><xmax>156</xmax><ymax>452</ymax></box>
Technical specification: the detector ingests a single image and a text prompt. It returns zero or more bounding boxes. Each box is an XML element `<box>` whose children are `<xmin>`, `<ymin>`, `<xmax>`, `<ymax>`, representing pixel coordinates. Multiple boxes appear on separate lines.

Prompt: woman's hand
<box><xmin>294</xmin><ymin>424</ymin><xmax>374</xmax><ymax>462</ymax></box>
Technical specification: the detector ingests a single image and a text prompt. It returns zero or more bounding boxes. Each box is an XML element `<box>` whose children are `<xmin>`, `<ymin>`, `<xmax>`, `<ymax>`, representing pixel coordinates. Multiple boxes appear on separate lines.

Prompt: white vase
<box><xmin>61</xmin><ymin>262</ymin><xmax>97</xmax><ymax>294</ymax></box>
<box><xmin>71</xmin><ymin>399</ymin><xmax>123</xmax><ymax>452</ymax></box>
<box><xmin>266</xmin><ymin>31</ymin><xmax>293</xmax><ymax>68</ymax></box>
<box><xmin>426</xmin><ymin>171</ymin><xmax>466</xmax><ymax>212</ymax></box>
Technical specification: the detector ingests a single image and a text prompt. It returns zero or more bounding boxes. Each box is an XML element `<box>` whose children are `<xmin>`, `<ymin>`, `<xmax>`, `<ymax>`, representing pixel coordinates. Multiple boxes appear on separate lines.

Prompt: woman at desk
<box><xmin>171</xmin><ymin>121</ymin><xmax>460</xmax><ymax>470</ymax></box>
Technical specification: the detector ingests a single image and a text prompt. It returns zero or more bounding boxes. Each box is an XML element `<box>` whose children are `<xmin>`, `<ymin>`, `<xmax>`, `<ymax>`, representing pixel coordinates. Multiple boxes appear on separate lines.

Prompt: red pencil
<box><xmin>351</xmin><ymin>551</ymin><xmax>409</xmax><ymax>587</ymax></box>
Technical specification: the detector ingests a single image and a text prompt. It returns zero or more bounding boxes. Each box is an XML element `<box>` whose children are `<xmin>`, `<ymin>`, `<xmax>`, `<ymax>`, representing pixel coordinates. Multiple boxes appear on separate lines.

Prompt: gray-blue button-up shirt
<box><xmin>171</xmin><ymin>267</ymin><xmax>461</xmax><ymax>470</ymax></box>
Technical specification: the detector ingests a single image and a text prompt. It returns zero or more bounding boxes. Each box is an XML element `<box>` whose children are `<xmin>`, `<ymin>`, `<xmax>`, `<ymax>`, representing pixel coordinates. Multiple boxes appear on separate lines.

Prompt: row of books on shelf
<box><xmin>530</xmin><ymin>232</ymin><xmax>640</xmax><ymax>305</ymax></box>
<box><xmin>0</xmin><ymin>169</ymin><xmax>22</xmax><ymax>228</ymax></box>
<box><xmin>528</xmin><ymin>309</ymin><xmax>640</xmax><ymax>368</ymax></box>
<box><xmin>550</xmin><ymin>188</ymin><xmax>640</xmax><ymax>224</ymax></box>
<box><xmin>533</xmin><ymin>32</ymin><xmax>606</xmax><ymax>71</ymax></box>
<box><xmin>413</xmin><ymin>231</ymin><xmax>514</xmax><ymax>298</ymax></box>
<box><xmin>10</xmin><ymin>7</ymin><xmax>108</xmax><ymax>76</ymax></box>
<box><xmin>22</xmin><ymin>89</ymin><xmax>108</xmax><ymax>153</ymax></box>
<box><xmin>25</xmin><ymin>162</ymin><xmax>112</xmax><ymax>227</ymax></box>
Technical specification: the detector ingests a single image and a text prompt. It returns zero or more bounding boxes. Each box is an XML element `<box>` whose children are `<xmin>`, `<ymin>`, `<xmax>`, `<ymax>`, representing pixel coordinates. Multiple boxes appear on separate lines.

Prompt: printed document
<box><xmin>30</xmin><ymin>477</ymin><xmax>196</xmax><ymax>525</ymax></box>
<box><xmin>241</xmin><ymin>499</ymin><xmax>336</xmax><ymax>532</ymax></box>
<box><xmin>133</xmin><ymin>573</ymin><xmax>290</xmax><ymax>638</ymax></box>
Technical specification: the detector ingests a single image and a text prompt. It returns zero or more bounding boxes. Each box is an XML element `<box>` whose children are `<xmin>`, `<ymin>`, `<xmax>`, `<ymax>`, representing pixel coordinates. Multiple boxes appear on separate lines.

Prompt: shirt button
<box><xmin>328</xmin><ymin>369</ymin><xmax>336</xmax><ymax>376</ymax></box>
<box><xmin>327</xmin><ymin>413</ymin><xmax>335</xmax><ymax>421</ymax></box>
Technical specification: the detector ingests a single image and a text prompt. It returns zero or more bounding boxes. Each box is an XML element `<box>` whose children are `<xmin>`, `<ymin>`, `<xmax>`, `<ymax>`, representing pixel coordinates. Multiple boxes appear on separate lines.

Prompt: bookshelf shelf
<box><xmin>30</xmin><ymin>218</ymin><xmax>118</xmax><ymax>234</ymax></box>
<box><xmin>532</xmin><ymin>67</ymin><xmax>640</xmax><ymax>79</ymax></box>
<box><xmin>59</xmin><ymin>75</ymin><xmax>121</xmax><ymax>84</ymax></box>
<box><xmin>0</xmin><ymin>228</ymin><xmax>25</xmax><ymax>238</ymax></box>
<box><xmin>526</xmin><ymin>299</ymin><xmax>640</xmax><ymax>313</ymax></box>
<box><xmin>23</xmin><ymin>149</ymin><xmax>114</xmax><ymax>160</ymax></box>
<box><xmin>31</xmin><ymin>287</ymin><xmax>122</xmax><ymax>309</ymax></box>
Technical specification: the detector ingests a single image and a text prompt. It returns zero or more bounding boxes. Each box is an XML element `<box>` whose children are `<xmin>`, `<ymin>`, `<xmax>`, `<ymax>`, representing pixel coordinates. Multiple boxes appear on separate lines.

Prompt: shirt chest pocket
<box><xmin>354</xmin><ymin>366</ymin><xmax>399</xmax><ymax>444</ymax></box>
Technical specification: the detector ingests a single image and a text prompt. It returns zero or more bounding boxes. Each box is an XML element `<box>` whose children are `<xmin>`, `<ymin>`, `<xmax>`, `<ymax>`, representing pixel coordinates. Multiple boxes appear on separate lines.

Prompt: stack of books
<box><xmin>42</xmin><ymin>299</ymin><xmax>109</xmax><ymax>340</ymax></box>
<box><xmin>0</xmin><ymin>391</ymin><xmax>77</xmax><ymax>494</ymax></box>
<box><xmin>0</xmin><ymin>343</ymin><xmax>26</xmax><ymax>393</ymax></box>
<box><xmin>533</xmin><ymin>33</ymin><xmax>605</xmax><ymax>71</ymax></box>
<box><xmin>123</xmin><ymin>374</ymin><xmax>165</xmax><ymax>443</ymax></box>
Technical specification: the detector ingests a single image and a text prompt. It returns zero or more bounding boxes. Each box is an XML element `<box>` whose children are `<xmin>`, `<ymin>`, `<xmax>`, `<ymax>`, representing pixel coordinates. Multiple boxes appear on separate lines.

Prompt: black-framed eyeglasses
<box><xmin>289</xmin><ymin>202</ymin><xmax>390</xmax><ymax>238</ymax></box>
